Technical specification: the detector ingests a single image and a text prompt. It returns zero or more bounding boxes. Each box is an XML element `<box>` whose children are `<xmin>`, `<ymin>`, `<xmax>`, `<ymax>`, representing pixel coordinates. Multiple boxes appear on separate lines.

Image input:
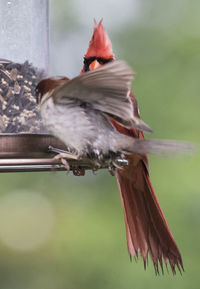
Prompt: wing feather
<box><xmin>52</xmin><ymin>61</ymin><xmax>152</xmax><ymax>132</ymax></box>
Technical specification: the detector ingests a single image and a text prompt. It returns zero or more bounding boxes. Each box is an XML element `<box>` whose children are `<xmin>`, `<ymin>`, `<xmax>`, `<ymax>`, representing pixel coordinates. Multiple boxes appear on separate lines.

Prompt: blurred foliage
<box><xmin>0</xmin><ymin>0</ymin><xmax>200</xmax><ymax>288</ymax></box>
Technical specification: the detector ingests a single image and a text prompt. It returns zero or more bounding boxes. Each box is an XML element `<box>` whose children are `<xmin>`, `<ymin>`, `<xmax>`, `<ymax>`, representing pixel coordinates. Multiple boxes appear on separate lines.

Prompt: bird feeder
<box><xmin>0</xmin><ymin>0</ymin><xmax>127</xmax><ymax>173</ymax></box>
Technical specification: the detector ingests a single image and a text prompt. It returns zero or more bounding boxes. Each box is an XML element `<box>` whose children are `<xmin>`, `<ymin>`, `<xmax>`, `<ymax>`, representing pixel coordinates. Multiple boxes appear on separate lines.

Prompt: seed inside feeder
<box><xmin>0</xmin><ymin>60</ymin><xmax>47</xmax><ymax>133</ymax></box>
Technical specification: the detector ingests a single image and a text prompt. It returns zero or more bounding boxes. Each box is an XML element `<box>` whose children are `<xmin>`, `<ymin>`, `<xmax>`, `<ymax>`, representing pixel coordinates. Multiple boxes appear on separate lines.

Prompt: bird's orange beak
<box><xmin>89</xmin><ymin>60</ymin><xmax>102</xmax><ymax>70</ymax></box>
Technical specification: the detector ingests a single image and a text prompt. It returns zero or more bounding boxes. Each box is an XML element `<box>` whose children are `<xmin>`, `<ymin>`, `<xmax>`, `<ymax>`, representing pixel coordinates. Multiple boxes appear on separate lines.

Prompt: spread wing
<box><xmin>51</xmin><ymin>61</ymin><xmax>152</xmax><ymax>133</ymax></box>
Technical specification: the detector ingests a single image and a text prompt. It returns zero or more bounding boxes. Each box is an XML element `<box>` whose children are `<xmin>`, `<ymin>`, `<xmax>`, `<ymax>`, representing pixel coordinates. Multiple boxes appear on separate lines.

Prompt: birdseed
<box><xmin>0</xmin><ymin>59</ymin><xmax>47</xmax><ymax>133</ymax></box>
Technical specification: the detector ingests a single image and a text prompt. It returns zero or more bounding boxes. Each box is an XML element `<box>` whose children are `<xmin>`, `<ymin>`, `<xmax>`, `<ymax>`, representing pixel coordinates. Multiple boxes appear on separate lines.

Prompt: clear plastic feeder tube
<box><xmin>0</xmin><ymin>0</ymin><xmax>49</xmax><ymax>73</ymax></box>
<box><xmin>0</xmin><ymin>0</ymin><xmax>49</xmax><ymax>133</ymax></box>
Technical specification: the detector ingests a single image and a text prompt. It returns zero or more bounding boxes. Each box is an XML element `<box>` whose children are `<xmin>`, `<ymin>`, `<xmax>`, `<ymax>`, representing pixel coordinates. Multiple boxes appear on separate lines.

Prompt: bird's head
<box><xmin>36</xmin><ymin>77</ymin><xmax>69</xmax><ymax>105</ymax></box>
<box><xmin>82</xmin><ymin>19</ymin><xmax>115</xmax><ymax>73</ymax></box>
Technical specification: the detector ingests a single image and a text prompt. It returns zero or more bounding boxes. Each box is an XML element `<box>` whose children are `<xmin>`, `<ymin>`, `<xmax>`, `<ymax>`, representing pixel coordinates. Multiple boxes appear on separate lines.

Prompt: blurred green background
<box><xmin>0</xmin><ymin>0</ymin><xmax>200</xmax><ymax>288</ymax></box>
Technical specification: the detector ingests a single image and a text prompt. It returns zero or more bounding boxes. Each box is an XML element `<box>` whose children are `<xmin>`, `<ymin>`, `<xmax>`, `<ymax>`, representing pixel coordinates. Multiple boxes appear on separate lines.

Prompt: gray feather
<box><xmin>51</xmin><ymin>61</ymin><xmax>152</xmax><ymax>133</ymax></box>
<box><xmin>118</xmin><ymin>137</ymin><xmax>197</xmax><ymax>157</ymax></box>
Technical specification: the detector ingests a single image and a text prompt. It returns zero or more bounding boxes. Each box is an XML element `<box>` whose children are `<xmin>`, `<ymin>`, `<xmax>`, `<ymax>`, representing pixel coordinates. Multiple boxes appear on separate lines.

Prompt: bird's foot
<box><xmin>58</xmin><ymin>156</ymin><xmax>70</xmax><ymax>171</ymax></box>
<box><xmin>87</xmin><ymin>150</ymin><xmax>129</xmax><ymax>175</ymax></box>
<box><xmin>48</xmin><ymin>146</ymin><xmax>79</xmax><ymax>160</ymax></box>
<box><xmin>107</xmin><ymin>154</ymin><xmax>129</xmax><ymax>176</ymax></box>
<box><xmin>49</xmin><ymin>146</ymin><xmax>79</xmax><ymax>171</ymax></box>
<box><xmin>111</xmin><ymin>158</ymin><xmax>128</xmax><ymax>169</ymax></box>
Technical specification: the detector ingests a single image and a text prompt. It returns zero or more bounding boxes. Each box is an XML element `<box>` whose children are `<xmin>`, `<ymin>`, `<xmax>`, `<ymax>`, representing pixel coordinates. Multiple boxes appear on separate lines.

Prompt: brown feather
<box><xmin>112</xmin><ymin>92</ymin><xmax>184</xmax><ymax>274</ymax></box>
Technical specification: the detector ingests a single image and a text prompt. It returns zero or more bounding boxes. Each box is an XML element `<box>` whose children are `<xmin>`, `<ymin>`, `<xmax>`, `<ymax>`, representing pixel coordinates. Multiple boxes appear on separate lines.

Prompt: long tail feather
<box><xmin>117</xmin><ymin>157</ymin><xmax>184</xmax><ymax>274</ymax></box>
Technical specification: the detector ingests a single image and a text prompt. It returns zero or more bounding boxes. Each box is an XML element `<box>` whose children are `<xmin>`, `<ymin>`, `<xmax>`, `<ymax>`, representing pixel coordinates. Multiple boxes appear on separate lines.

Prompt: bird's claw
<box><xmin>53</xmin><ymin>154</ymin><xmax>70</xmax><ymax>171</ymax></box>
<box><xmin>49</xmin><ymin>146</ymin><xmax>79</xmax><ymax>160</ymax></box>
<box><xmin>108</xmin><ymin>156</ymin><xmax>129</xmax><ymax>176</ymax></box>
<box><xmin>50</xmin><ymin>146</ymin><xmax>79</xmax><ymax>172</ymax></box>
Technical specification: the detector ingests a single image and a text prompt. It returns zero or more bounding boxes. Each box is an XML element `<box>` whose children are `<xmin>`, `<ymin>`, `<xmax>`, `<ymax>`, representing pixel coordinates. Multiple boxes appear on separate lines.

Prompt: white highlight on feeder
<box><xmin>0</xmin><ymin>190</ymin><xmax>54</xmax><ymax>251</ymax></box>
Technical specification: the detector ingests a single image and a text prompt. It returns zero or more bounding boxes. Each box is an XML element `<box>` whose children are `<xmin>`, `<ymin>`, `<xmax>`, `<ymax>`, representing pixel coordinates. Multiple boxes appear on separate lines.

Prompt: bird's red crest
<box><xmin>84</xmin><ymin>19</ymin><xmax>115</xmax><ymax>59</ymax></box>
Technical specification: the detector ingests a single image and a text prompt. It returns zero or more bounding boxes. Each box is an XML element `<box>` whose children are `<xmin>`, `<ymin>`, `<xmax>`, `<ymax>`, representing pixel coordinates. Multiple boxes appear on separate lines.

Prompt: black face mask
<box><xmin>83</xmin><ymin>57</ymin><xmax>114</xmax><ymax>72</ymax></box>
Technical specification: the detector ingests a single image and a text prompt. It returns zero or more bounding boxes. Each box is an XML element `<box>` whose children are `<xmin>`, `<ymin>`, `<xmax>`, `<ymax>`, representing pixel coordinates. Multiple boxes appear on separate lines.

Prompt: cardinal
<box><xmin>37</xmin><ymin>61</ymin><xmax>187</xmax><ymax>169</ymax></box>
<box><xmin>81</xmin><ymin>20</ymin><xmax>184</xmax><ymax>274</ymax></box>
